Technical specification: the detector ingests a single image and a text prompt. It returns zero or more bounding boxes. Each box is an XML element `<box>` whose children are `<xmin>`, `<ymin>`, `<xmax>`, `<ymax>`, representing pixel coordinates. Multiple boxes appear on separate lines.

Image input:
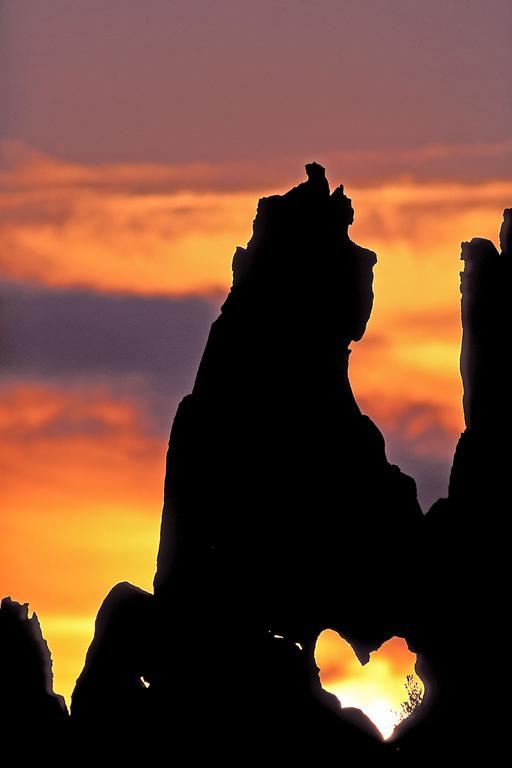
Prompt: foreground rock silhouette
<box><xmin>392</xmin><ymin>208</ymin><xmax>511</xmax><ymax>755</ymax></box>
<box><xmin>154</xmin><ymin>162</ymin><xmax>423</xmax><ymax>651</ymax></box>
<box><xmin>0</xmin><ymin>596</ymin><xmax>67</xmax><ymax>723</ymax></box>
<box><xmin>71</xmin><ymin>164</ymin><xmax>422</xmax><ymax>754</ymax></box>
<box><xmin>1</xmin><ymin>166</ymin><xmax>509</xmax><ymax>758</ymax></box>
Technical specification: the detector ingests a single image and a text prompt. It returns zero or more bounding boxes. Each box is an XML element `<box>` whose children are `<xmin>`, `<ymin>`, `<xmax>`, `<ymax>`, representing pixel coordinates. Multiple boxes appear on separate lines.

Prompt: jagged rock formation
<box><xmin>392</xmin><ymin>209</ymin><xmax>511</xmax><ymax>755</ymax></box>
<box><xmin>71</xmin><ymin>582</ymin><xmax>155</xmax><ymax>722</ymax></box>
<box><xmin>450</xmin><ymin>211</ymin><xmax>511</xmax><ymax>507</ymax></box>
<box><xmin>154</xmin><ymin>162</ymin><xmax>422</xmax><ymax>650</ymax></box>
<box><xmin>6</xmin><ymin>166</ymin><xmax>508</xmax><ymax>758</ymax></box>
<box><xmin>68</xmin><ymin>164</ymin><xmax>423</xmax><ymax>754</ymax></box>
<box><xmin>0</xmin><ymin>596</ymin><xmax>68</xmax><ymax>723</ymax></box>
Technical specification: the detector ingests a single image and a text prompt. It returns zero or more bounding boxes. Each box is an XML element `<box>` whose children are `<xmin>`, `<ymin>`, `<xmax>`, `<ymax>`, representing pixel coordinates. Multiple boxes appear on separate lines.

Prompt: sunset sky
<box><xmin>1</xmin><ymin>0</ymin><xmax>511</xmax><ymax>737</ymax></box>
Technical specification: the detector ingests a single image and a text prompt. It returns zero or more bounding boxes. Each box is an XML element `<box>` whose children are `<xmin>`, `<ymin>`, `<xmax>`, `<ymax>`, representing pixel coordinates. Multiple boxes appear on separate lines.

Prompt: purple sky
<box><xmin>1</xmin><ymin>0</ymin><xmax>511</xmax><ymax>167</ymax></box>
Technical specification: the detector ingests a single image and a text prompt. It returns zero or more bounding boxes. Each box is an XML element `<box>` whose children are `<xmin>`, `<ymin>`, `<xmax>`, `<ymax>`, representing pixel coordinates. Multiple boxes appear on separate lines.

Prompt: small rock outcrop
<box><xmin>71</xmin><ymin>582</ymin><xmax>155</xmax><ymax>722</ymax></box>
<box><xmin>0</xmin><ymin>596</ymin><xmax>68</xmax><ymax>723</ymax></box>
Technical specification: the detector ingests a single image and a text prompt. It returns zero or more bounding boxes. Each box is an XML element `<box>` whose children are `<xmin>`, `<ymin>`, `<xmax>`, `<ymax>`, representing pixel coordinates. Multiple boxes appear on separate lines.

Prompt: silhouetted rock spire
<box><xmin>500</xmin><ymin>208</ymin><xmax>511</xmax><ymax>256</ymax></box>
<box><xmin>154</xmin><ymin>163</ymin><xmax>422</xmax><ymax>663</ymax></box>
<box><xmin>393</xmin><ymin>209</ymin><xmax>512</xmax><ymax>757</ymax></box>
<box><xmin>450</xmin><ymin>210</ymin><xmax>511</xmax><ymax>507</ymax></box>
<box><xmin>0</xmin><ymin>596</ymin><xmax>67</xmax><ymax>723</ymax></box>
<box><xmin>71</xmin><ymin>582</ymin><xmax>154</xmax><ymax>722</ymax></box>
<box><xmin>70</xmin><ymin>165</ymin><xmax>422</xmax><ymax>753</ymax></box>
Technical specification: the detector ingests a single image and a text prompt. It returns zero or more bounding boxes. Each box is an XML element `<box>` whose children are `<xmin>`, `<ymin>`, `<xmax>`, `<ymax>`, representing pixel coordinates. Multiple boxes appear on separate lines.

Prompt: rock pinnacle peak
<box><xmin>305</xmin><ymin>161</ymin><xmax>326</xmax><ymax>182</ymax></box>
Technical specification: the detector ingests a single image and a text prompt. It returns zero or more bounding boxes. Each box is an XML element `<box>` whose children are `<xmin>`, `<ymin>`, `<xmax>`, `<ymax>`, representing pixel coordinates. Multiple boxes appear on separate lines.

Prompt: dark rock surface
<box><xmin>68</xmin><ymin>164</ymin><xmax>422</xmax><ymax>753</ymax></box>
<box><xmin>391</xmin><ymin>209</ymin><xmax>511</xmax><ymax>756</ymax></box>
<box><xmin>154</xmin><ymin>163</ymin><xmax>423</xmax><ymax>656</ymax></box>
<box><xmin>71</xmin><ymin>582</ymin><xmax>155</xmax><ymax>722</ymax></box>
<box><xmin>0</xmin><ymin>596</ymin><xmax>68</xmax><ymax>723</ymax></box>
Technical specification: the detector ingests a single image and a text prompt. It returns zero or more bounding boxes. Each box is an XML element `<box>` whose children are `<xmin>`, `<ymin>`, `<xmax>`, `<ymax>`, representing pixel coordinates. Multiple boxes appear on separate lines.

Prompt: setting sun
<box><xmin>315</xmin><ymin>631</ymin><xmax>424</xmax><ymax>739</ymax></box>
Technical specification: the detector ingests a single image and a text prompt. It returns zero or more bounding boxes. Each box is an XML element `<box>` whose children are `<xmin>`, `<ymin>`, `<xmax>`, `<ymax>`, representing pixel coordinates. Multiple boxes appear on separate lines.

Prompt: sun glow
<box><xmin>315</xmin><ymin>631</ymin><xmax>424</xmax><ymax>739</ymax></box>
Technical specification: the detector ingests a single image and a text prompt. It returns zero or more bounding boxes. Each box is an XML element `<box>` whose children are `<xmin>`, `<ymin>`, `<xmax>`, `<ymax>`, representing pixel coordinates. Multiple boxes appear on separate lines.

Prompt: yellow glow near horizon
<box><xmin>316</xmin><ymin>631</ymin><xmax>424</xmax><ymax>739</ymax></box>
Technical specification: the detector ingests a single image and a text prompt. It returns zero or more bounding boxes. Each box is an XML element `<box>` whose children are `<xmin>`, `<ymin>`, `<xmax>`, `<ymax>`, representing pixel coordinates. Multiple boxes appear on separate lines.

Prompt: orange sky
<box><xmin>1</xmin><ymin>0</ymin><xmax>511</xmax><ymax>738</ymax></box>
<box><xmin>316</xmin><ymin>632</ymin><xmax>423</xmax><ymax>739</ymax></box>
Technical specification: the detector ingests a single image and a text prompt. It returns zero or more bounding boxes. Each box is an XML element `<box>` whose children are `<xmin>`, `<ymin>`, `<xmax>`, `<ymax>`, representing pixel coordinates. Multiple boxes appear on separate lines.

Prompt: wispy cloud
<box><xmin>3</xmin><ymin>138</ymin><xmax>512</xmax><ymax>194</ymax></box>
<box><xmin>2</xmin><ymin>142</ymin><xmax>511</xmax><ymax>298</ymax></box>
